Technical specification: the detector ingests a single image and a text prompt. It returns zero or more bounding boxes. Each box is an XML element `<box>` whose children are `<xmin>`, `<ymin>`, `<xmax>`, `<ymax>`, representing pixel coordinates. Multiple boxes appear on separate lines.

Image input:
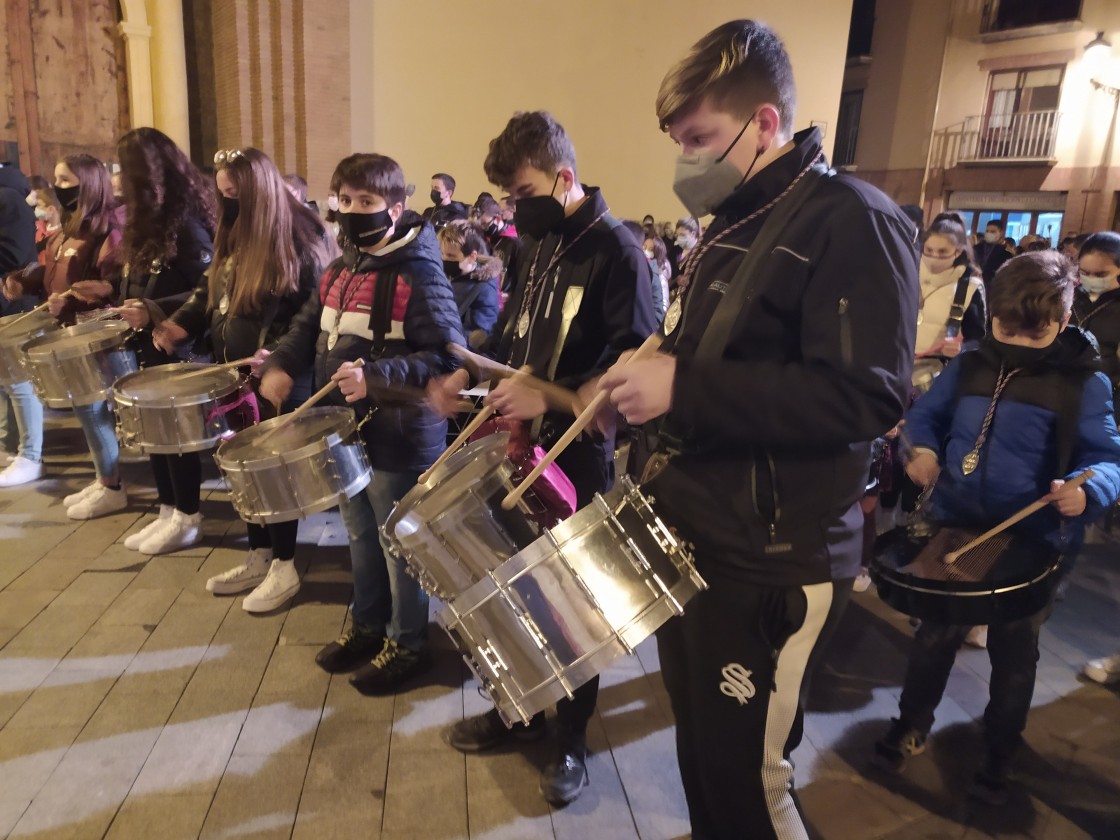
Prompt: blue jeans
<box><xmin>0</xmin><ymin>381</ymin><xmax>43</xmax><ymax>462</ymax></box>
<box><xmin>339</xmin><ymin>469</ymin><xmax>427</xmax><ymax>649</ymax></box>
<box><xmin>73</xmin><ymin>400</ymin><xmax>120</xmax><ymax>481</ymax></box>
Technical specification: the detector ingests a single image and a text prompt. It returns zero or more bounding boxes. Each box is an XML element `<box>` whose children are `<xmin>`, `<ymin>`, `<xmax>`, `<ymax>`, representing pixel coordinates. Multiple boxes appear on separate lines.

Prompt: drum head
<box><xmin>219</xmin><ymin>406</ymin><xmax>355</xmax><ymax>462</ymax></box>
<box><xmin>0</xmin><ymin>309</ymin><xmax>56</xmax><ymax>342</ymax></box>
<box><xmin>24</xmin><ymin>321</ymin><xmax>130</xmax><ymax>360</ymax></box>
<box><xmin>115</xmin><ymin>365</ymin><xmax>240</xmax><ymax>403</ymax></box>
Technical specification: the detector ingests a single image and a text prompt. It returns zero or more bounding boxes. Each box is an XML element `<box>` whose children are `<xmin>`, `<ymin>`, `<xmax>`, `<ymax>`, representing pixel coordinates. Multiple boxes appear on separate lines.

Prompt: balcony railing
<box><xmin>958</xmin><ymin>110</ymin><xmax>1061</xmax><ymax>162</ymax></box>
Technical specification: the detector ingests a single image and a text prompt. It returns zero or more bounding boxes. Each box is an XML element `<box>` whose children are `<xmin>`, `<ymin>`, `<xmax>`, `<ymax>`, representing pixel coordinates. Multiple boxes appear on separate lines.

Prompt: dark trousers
<box><xmin>657</xmin><ymin>577</ymin><xmax>850</xmax><ymax>840</ymax></box>
<box><xmin>898</xmin><ymin>606</ymin><xmax>1049</xmax><ymax>761</ymax></box>
<box><xmin>150</xmin><ymin>452</ymin><xmax>201</xmax><ymax>514</ymax></box>
<box><xmin>247</xmin><ymin>520</ymin><xmax>299</xmax><ymax>560</ymax></box>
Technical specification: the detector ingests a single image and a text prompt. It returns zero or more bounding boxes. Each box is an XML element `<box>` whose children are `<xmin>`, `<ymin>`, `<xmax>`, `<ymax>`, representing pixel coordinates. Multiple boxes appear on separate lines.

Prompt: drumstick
<box><xmin>168</xmin><ymin>357</ymin><xmax>256</xmax><ymax>383</ymax></box>
<box><xmin>500</xmin><ymin>332</ymin><xmax>663</xmax><ymax>511</ymax></box>
<box><xmin>2</xmin><ymin>289</ymin><xmax>74</xmax><ymax>332</ymax></box>
<box><xmin>255</xmin><ymin>359</ymin><xmax>363</xmax><ymax>446</ymax></box>
<box><xmin>418</xmin><ymin>364</ymin><xmax>533</xmax><ymax>484</ymax></box>
<box><xmin>944</xmin><ymin>469</ymin><xmax>1095</xmax><ymax>564</ymax></box>
<box><xmin>448</xmin><ymin>344</ymin><xmax>579</xmax><ymax>413</ymax></box>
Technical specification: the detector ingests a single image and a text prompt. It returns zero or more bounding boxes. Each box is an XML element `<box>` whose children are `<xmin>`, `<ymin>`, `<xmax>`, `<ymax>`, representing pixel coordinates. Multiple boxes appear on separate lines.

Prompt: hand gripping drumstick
<box><xmin>944</xmin><ymin>468</ymin><xmax>1095</xmax><ymax>564</ymax></box>
<box><xmin>256</xmin><ymin>359</ymin><xmax>364</xmax><ymax>446</ymax></box>
<box><xmin>1</xmin><ymin>289</ymin><xmax>75</xmax><ymax>333</ymax></box>
<box><xmin>500</xmin><ymin>331</ymin><xmax>663</xmax><ymax>511</ymax></box>
<box><xmin>417</xmin><ymin>364</ymin><xmax>534</xmax><ymax>485</ymax></box>
<box><xmin>447</xmin><ymin>344</ymin><xmax>579</xmax><ymax>414</ymax></box>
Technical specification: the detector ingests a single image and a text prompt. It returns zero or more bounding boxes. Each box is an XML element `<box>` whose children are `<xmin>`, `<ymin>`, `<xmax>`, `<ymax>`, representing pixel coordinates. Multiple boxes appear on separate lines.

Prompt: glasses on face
<box><xmin>213</xmin><ymin>149</ymin><xmax>244</xmax><ymax>166</ymax></box>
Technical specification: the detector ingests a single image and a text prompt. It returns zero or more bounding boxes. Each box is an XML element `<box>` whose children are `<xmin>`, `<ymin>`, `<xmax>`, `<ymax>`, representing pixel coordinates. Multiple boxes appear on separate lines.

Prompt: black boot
<box><xmin>445</xmin><ymin>708</ymin><xmax>546</xmax><ymax>753</ymax></box>
<box><xmin>315</xmin><ymin>624</ymin><xmax>384</xmax><ymax>673</ymax></box>
<box><xmin>540</xmin><ymin>731</ymin><xmax>589</xmax><ymax>806</ymax></box>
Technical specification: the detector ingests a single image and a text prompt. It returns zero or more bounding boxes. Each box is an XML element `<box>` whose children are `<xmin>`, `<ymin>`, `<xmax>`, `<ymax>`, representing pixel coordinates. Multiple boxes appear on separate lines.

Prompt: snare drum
<box><xmin>214</xmin><ymin>406</ymin><xmax>371</xmax><ymax>524</ymax></box>
<box><xmin>113</xmin><ymin>364</ymin><xmax>255</xmax><ymax>454</ymax></box>
<box><xmin>21</xmin><ymin>321</ymin><xmax>137</xmax><ymax>407</ymax></box>
<box><xmin>384</xmin><ymin>432</ymin><xmax>554</xmax><ymax>600</ymax></box>
<box><xmin>0</xmin><ymin>309</ymin><xmax>59</xmax><ymax>385</ymax></box>
<box><xmin>440</xmin><ymin>475</ymin><xmax>706</xmax><ymax>725</ymax></box>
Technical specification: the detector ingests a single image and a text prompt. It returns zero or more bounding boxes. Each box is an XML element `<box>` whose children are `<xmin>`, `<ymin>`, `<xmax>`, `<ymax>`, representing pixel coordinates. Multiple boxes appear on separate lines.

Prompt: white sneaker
<box><xmin>0</xmin><ymin>456</ymin><xmax>43</xmax><ymax>487</ymax></box>
<box><xmin>241</xmin><ymin>559</ymin><xmax>300</xmax><ymax>613</ymax></box>
<box><xmin>67</xmin><ymin>483</ymin><xmax>128</xmax><ymax>520</ymax></box>
<box><xmin>1083</xmin><ymin>654</ymin><xmax>1120</xmax><ymax>685</ymax></box>
<box><xmin>207</xmin><ymin>548</ymin><xmax>272</xmax><ymax>594</ymax></box>
<box><xmin>64</xmin><ymin>480</ymin><xmax>103</xmax><ymax>508</ymax></box>
<box><xmin>124</xmin><ymin>505</ymin><xmax>175</xmax><ymax>550</ymax></box>
<box><xmin>138</xmin><ymin>509</ymin><xmax>203</xmax><ymax>555</ymax></box>
<box><xmin>964</xmin><ymin>625</ymin><xmax>988</xmax><ymax>649</ymax></box>
<box><xmin>853</xmin><ymin>569</ymin><xmax>872</xmax><ymax>593</ymax></box>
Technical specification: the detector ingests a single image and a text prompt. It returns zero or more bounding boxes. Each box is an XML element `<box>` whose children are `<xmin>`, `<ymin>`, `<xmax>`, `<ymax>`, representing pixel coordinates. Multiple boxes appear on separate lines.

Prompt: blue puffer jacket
<box><xmin>267</xmin><ymin>212</ymin><xmax>465</xmax><ymax>472</ymax></box>
<box><xmin>906</xmin><ymin>327</ymin><xmax>1120</xmax><ymax>551</ymax></box>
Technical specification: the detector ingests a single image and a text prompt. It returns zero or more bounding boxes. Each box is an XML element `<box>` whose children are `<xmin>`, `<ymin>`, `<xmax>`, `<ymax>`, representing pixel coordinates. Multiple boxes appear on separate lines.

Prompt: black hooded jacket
<box><xmin>1073</xmin><ymin>286</ymin><xmax>1120</xmax><ymax>393</ymax></box>
<box><xmin>650</xmin><ymin>128</ymin><xmax>919</xmax><ymax>588</ymax></box>
<box><xmin>267</xmin><ymin>211</ymin><xmax>465</xmax><ymax>472</ymax></box>
<box><xmin>0</xmin><ymin>165</ymin><xmax>37</xmax><ymax>276</ymax></box>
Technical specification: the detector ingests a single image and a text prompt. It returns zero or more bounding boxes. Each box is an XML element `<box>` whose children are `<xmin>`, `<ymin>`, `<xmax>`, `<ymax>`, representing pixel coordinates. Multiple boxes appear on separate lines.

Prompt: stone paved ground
<box><xmin>0</xmin><ymin>413</ymin><xmax>1118</xmax><ymax>839</ymax></box>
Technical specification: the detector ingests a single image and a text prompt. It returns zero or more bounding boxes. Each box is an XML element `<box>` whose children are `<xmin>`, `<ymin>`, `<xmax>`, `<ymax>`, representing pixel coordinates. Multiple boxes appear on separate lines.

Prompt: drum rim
<box><xmin>869</xmin><ymin>557</ymin><xmax>1063</xmax><ymax>596</ymax></box>
<box><xmin>112</xmin><ymin>363</ymin><xmax>245</xmax><ymax>406</ymax></box>
<box><xmin>21</xmin><ymin>320</ymin><xmax>131</xmax><ymax>360</ymax></box>
<box><xmin>214</xmin><ymin>405</ymin><xmax>358</xmax><ymax>467</ymax></box>
<box><xmin>0</xmin><ymin>311</ymin><xmax>58</xmax><ymax>343</ymax></box>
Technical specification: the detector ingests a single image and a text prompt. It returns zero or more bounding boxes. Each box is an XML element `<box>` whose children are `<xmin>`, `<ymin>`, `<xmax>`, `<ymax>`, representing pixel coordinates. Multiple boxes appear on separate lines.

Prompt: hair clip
<box><xmin>213</xmin><ymin>149</ymin><xmax>244</xmax><ymax>166</ymax></box>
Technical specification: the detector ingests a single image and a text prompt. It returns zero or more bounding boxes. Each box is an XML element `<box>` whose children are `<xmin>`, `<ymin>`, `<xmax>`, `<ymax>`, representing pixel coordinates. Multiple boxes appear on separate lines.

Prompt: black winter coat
<box><xmin>1073</xmin><ymin>287</ymin><xmax>1120</xmax><ymax>393</ymax></box>
<box><xmin>651</xmin><ymin>128</ymin><xmax>919</xmax><ymax>588</ymax></box>
<box><xmin>267</xmin><ymin>212</ymin><xmax>465</xmax><ymax>472</ymax></box>
<box><xmin>0</xmin><ymin>165</ymin><xmax>37</xmax><ymax>276</ymax></box>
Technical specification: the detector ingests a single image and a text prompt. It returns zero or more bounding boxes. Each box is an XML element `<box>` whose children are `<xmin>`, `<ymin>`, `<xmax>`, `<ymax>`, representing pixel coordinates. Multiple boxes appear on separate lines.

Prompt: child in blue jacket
<box><xmin>874</xmin><ymin>251</ymin><xmax>1120</xmax><ymax>804</ymax></box>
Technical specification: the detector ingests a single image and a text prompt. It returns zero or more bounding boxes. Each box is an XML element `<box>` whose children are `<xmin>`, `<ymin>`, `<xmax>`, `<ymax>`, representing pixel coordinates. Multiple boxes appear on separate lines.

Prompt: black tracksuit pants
<box><xmin>897</xmin><ymin>605</ymin><xmax>1050</xmax><ymax>763</ymax></box>
<box><xmin>657</xmin><ymin>576</ymin><xmax>852</xmax><ymax>840</ymax></box>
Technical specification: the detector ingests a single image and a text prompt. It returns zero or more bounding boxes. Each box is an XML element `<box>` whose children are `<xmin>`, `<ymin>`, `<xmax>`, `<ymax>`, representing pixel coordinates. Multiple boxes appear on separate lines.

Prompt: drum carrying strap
<box><xmin>656</xmin><ymin>164</ymin><xmax>830</xmax><ymax>456</ymax></box>
<box><xmin>367</xmin><ymin>266</ymin><xmax>400</xmax><ymax>358</ymax></box>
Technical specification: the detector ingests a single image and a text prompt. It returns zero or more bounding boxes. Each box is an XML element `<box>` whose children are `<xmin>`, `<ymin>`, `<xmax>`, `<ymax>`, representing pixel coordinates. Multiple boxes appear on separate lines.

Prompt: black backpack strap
<box><xmin>944</xmin><ymin>271</ymin><xmax>973</xmax><ymax>339</ymax></box>
<box><xmin>368</xmin><ymin>266</ymin><xmax>399</xmax><ymax>358</ymax></box>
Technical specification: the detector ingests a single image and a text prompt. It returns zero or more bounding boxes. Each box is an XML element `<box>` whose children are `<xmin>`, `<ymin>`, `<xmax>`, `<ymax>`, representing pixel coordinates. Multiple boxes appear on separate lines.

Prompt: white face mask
<box><xmin>1080</xmin><ymin>272</ymin><xmax>1120</xmax><ymax>295</ymax></box>
<box><xmin>984</xmin><ymin>231</ymin><xmax>1000</xmax><ymax>244</ymax></box>
<box><xmin>643</xmin><ymin>249</ymin><xmax>654</xmax><ymax>259</ymax></box>
<box><xmin>675</xmin><ymin>234</ymin><xmax>692</xmax><ymax>249</ymax></box>
<box><xmin>34</xmin><ymin>207</ymin><xmax>50</xmax><ymax>221</ymax></box>
<box><xmin>921</xmin><ymin>255</ymin><xmax>956</xmax><ymax>275</ymax></box>
<box><xmin>327</xmin><ymin>195</ymin><xmax>340</xmax><ymax>212</ymax></box>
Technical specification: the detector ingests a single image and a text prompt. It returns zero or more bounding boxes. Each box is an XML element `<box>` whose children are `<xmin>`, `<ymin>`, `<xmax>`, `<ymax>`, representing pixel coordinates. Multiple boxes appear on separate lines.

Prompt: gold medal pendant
<box><xmin>916</xmin><ymin>310</ymin><xmax>923</xmax><ymax>326</ymax></box>
<box><xmin>664</xmin><ymin>297</ymin><xmax>682</xmax><ymax>334</ymax></box>
<box><xmin>962</xmin><ymin>450</ymin><xmax>979</xmax><ymax>475</ymax></box>
<box><xmin>219</xmin><ymin>294</ymin><xmax>229</xmax><ymax>315</ymax></box>
<box><xmin>327</xmin><ymin>326</ymin><xmax>339</xmax><ymax>351</ymax></box>
<box><xmin>517</xmin><ymin>311</ymin><xmax>530</xmax><ymax>338</ymax></box>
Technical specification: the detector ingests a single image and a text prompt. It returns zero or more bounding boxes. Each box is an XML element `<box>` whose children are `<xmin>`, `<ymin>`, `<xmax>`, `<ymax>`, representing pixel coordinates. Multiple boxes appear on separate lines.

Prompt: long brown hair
<box><xmin>117</xmin><ymin>127</ymin><xmax>216</xmax><ymax>268</ymax></box>
<box><xmin>211</xmin><ymin>148</ymin><xmax>332</xmax><ymax>316</ymax></box>
<box><xmin>59</xmin><ymin>154</ymin><xmax>115</xmax><ymax>240</ymax></box>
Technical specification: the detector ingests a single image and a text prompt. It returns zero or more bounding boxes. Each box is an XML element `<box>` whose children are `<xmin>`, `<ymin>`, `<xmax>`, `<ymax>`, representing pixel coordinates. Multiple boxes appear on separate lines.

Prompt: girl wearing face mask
<box><xmin>32</xmin><ymin>188</ymin><xmax>62</xmax><ymax>248</ymax></box>
<box><xmin>438</xmin><ymin>220</ymin><xmax>501</xmax><ymax>345</ymax></box>
<box><xmin>916</xmin><ymin>213</ymin><xmax>986</xmax><ymax>360</ymax></box>
<box><xmin>0</xmin><ymin>155</ymin><xmax>124</xmax><ymax>489</ymax></box>
<box><xmin>1073</xmin><ymin>232</ymin><xmax>1120</xmax><ymax>394</ymax></box>
<box><xmin>643</xmin><ymin>235</ymin><xmax>671</xmax><ymax>322</ymax></box>
<box><xmin>154</xmin><ymin>147</ymin><xmax>335</xmax><ymax>611</ymax></box>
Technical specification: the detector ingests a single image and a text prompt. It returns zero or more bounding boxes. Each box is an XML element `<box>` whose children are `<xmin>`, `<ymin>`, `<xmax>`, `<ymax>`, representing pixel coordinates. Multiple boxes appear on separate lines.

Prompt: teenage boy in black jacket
<box><xmin>428</xmin><ymin>110</ymin><xmax>657</xmax><ymax>806</ymax></box>
<box><xmin>261</xmin><ymin>153</ymin><xmax>465</xmax><ymax>695</ymax></box>
<box><xmin>599</xmin><ymin>21</ymin><xmax>918</xmax><ymax>840</ymax></box>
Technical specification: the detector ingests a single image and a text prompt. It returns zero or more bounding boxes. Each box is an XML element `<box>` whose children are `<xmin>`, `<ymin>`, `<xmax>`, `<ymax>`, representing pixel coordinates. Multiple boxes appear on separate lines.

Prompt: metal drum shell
<box><xmin>113</xmin><ymin>364</ymin><xmax>253</xmax><ymax>454</ymax></box>
<box><xmin>22</xmin><ymin>321</ymin><xmax>137</xmax><ymax>408</ymax></box>
<box><xmin>384</xmin><ymin>432</ymin><xmax>542</xmax><ymax>600</ymax></box>
<box><xmin>439</xmin><ymin>475</ymin><xmax>706</xmax><ymax>726</ymax></box>
<box><xmin>214</xmin><ymin>406</ymin><xmax>371</xmax><ymax>524</ymax></box>
<box><xmin>0</xmin><ymin>310</ymin><xmax>59</xmax><ymax>385</ymax></box>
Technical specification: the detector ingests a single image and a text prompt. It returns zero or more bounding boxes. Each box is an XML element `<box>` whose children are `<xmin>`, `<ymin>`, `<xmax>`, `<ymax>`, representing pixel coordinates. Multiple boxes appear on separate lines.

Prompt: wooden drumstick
<box><xmin>168</xmin><ymin>357</ymin><xmax>256</xmax><ymax>383</ymax></box>
<box><xmin>944</xmin><ymin>468</ymin><xmax>1095</xmax><ymax>564</ymax></box>
<box><xmin>500</xmin><ymin>332</ymin><xmax>663</xmax><ymax>511</ymax></box>
<box><xmin>447</xmin><ymin>344</ymin><xmax>579</xmax><ymax>414</ymax></box>
<box><xmin>2</xmin><ymin>289</ymin><xmax>74</xmax><ymax>332</ymax></box>
<box><xmin>256</xmin><ymin>359</ymin><xmax>363</xmax><ymax>446</ymax></box>
<box><xmin>418</xmin><ymin>364</ymin><xmax>533</xmax><ymax>484</ymax></box>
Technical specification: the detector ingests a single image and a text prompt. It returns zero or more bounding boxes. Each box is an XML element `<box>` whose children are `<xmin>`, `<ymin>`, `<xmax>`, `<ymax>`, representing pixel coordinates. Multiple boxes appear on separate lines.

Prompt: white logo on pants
<box><xmin>719</xmin><ymin>663</ymin><xmax>756</xmax><ymax>705</ymax></box>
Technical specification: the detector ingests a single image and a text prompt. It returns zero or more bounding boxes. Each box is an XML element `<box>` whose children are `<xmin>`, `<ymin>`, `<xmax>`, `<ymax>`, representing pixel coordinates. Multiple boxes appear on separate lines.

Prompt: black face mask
<box><xmin>513</xmin><ymin>173</ymin><xmax>565</xmax><ymax>240</ymax></box>
<box><xmin>430</xmin><ymin>189</ymin><xmax>443</xmax><ymax>205</ymax></box>
<box><xmin>339</xmin><ymin>209</ymin><xmax>393</xmax><ymax>247</ymax></box>
<box><xmin>55</xmin><ymin>184</ymin><xmax>80</xmax><ymax>213</ymax></box>
<box><xmin>220</xmin><ymin>195</ymin><xmax>240</xmax><ymax>227</ymax></box>
<box><xmin>985</xmin><ymin>333</ymin><xmax>1060</xmax><ymax>369</ymax></box>
<box><xmin>485</xmin><ymin>219</ymin><xmax>500</xmax><ymax>237</ymax></box>
<box><xmin>442</xmin><ymin>259</ymin><xmax>463</xmax><ymax>279</ymax></box>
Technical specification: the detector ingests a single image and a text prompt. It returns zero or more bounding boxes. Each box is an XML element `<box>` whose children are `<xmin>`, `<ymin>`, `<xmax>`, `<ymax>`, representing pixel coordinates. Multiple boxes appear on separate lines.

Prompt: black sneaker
<box><xmin>315</xmin><ymin>625</ymin><xmax>385</xmax><ymax>674</ymax></box>
<box><xmin>540</xmin><ymin>735</ymin><xmax>589</xmax><ymax>806</ymax></box>
<box><xmin>445</xmin><ymin>708</ymin><xmax>547</xmax><ymax>753</ymax></box>
<box><xmin>968</xmin><ymin>753</ymin><xmax>1011</xmax><ymax>806</ymax></box>
<box><xmin>348</xmin><ymin>639</ymin><xmax>433</xmax><ymax>695</ymax></box>
<box><xmin>872</xmin><ymin>718</ymin><xmax>927</xmax><ymax>773</ymax></box>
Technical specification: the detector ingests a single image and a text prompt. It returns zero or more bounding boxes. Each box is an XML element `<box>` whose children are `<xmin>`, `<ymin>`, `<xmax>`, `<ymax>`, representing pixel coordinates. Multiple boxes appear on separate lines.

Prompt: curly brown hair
<box><xmin>117</xmin><ymin>127</ymin><xmax>216</xmax><ymax>267</ymax></box>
